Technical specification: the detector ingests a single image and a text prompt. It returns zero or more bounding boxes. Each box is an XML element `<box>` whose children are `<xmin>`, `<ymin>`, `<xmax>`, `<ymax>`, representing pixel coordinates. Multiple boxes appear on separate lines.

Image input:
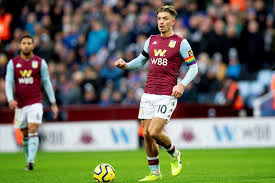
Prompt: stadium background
<box><xmin>0</xmin><ymin>0</ymin><xmax>275</xmax><ymax>183</ymax></box>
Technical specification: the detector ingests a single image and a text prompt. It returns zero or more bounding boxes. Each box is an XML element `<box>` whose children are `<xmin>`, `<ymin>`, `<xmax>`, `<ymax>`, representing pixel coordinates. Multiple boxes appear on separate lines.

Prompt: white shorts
<box><xmin>14</xmin><ymin>103</ymin><xmax>43</xmax><ymax>129</ymax></box>
<box><xmin>138</xmin><ymin>93</ymin><xmax>177</xmax><ymax>121</ymax></box>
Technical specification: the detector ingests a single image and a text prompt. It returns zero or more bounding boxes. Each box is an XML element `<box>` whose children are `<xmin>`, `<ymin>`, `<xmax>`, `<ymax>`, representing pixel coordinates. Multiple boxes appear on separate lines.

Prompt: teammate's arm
<box><xmin>114</xmin><ymin>37</ymin><xmax>150</xmax><ymax>70</ymax></box>
<box><xmin>5</xmin><ymin>60</ymin><xmax>18</xmax><ymax>110</ymax></box>
<box><xmin>41</xmin><ymin>59</ymin><xmax>58</xmax><ymax>119</ymax></box>
<box><xmin>172</xmin><ymin>39</ymin><xmax>198</xmax><ymax>98</ymax></box>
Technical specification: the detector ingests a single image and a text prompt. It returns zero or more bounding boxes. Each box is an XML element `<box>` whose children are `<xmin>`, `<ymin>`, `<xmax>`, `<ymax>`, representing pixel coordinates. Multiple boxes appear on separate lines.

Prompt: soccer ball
<box><xmin>93</xmin><ymin>163</ymin><xmax>115</xmax><ymax>182</ymax></box>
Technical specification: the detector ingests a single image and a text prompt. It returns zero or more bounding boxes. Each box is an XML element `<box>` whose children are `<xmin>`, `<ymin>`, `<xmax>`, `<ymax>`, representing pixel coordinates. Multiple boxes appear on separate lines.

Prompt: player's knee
<box><xmin>148</xmin><ymin>129</ymin><xmax>159</xmax><ymax>139</ymax></box>
<box><xmin>28</xmin><ymin>126</ymin><xmax>38</xmax><ymax>134</ymax></box>
<box><xmin>143</xmin><ymin>130</ymin><xmax>150</xmax><ymax>139</ymax></box>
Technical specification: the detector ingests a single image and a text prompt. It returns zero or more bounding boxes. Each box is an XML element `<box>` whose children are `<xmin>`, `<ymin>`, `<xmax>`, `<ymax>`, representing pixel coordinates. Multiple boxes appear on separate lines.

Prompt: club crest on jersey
<box><xmin>32</xmin><ymin>61</ymin><xmax>38</xmax><ymax>69</ymax></box>
<box><xmin>168</xmin><ymin>40</ymin><xmax>176</xmax><ymax>48</ymax></box>
<box><xmin>16</xmin><ymin>63</ymin><xmax>22</xmax><ymax>68</ymax></box>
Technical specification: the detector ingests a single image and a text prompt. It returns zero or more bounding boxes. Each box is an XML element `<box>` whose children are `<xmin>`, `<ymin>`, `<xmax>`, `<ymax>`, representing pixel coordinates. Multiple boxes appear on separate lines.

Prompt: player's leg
<box><xmin>148</xmin><ymin>117</ymin><xmax>178</xmax><ymax>156</ymax></box>
<box><xmin>26</xmin><ymin>103</ymin><xmax>43</xmax><ymax>170</ymax></box>
<box><xmin>138</xmin><ymin>94</ymin><xmax>162</xmax><ymax>181</ymax></box>
<box><xmin>139</xmin><ymin>119</ymin><xmax>162</xmax><ymax>182</ymax></box>
<box><xmin>143</xmin><ymin>120</ymin><xmax>161</xmax><ymax>173</ymax></box>
<box><xmin>27</xmin><ymin>123</ymin><xmax>40</xmax><ymax>168</ymax></box>
<box><xmin>151</xmin><ymin>95</ymin><xmax>182</xmax><ymax>176</ymax></box>
<box><xmin>142</xmin><ymin>119</ymin><xmax>159</xmax><ymax>157</ymax></box>
<box><xmin>14</xmin><ymin>108</ymin><xmax>29</xmax><ymax>163</ymax></box>
<box><xmin>148</xmin><ymin>117</ymin><xmax>182</xmax><ymax>176</ymax></box>
<box><xmin>21</xmin><ymin>128</ymin><xmax>29</xmax><ymax>159</ymax></box>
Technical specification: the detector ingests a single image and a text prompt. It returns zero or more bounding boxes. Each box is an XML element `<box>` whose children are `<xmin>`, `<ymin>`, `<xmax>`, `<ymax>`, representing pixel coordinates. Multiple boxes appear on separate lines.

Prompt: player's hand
<box><xmin>172</xmin><ymin>83</ymin><xmax>185</xmax><ymax>99</ymax></box>
<box><xmin>114</xmin><ymin>58</ymin><xmax>127</xmax><ymax>69</ymax></box>
<box><xmin>9</xmin><ymin>100</ymin><xmax>18</xmax><ymax>110</ymax></box>
<box><xmin>51</xmin><ymin>103</ymin><xmax>59</xmax><ymax>119</ymax></box>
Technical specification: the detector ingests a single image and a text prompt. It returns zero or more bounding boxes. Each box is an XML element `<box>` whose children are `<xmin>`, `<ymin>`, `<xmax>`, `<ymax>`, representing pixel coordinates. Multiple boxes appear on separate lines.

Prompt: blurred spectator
<box><xmin>208</xmin><ymin>0</ymin><xmax>225</xmax><ymax>19</ymax></box>
<box><xmin>0</xmin><ymin>53</ymin><xmax>8</xmax><ymax>78</ymax></box>
<box><xmin>86</xmin><ymin>19</ymin><xmax>108</xmax><ymax>56</ymax></box>
<box><xmin>197</xmin><ymin>52</ymin><xmax>211</xmax><ymax>75</ymax></box>
<box><xmin>271</xmin><ymin>74</ymin><xmax>275</xmax><ymax>111</ymax></box>
<box><xmin>239</xmin><ymin>20</ymin><xmax>264</xmax><ymax>73</ymax></box>
<box><xmin>188</xmin><ymin>14</ymin><xmax>203</xmax><ymax>54</ymax></box>
<box><xmin>225</xmin><ymin>23</ymin><xmax>239</xmax><ymax>64</ymax></box>
<box><xmin>210</xmin><ymin>19</ymin><xmax>228</xmax><ymax>59</ymax></box>
<box><xmin>229</xmin><ymin>0</ymin><xmax>246</xmax><ymax>12</ymax></box>
<box><xmin>197</xmin><ymin>66</ymin><xmax>223</xmax><ymax>103</ymax></box>
<box><xmin>174</xmin><ymin>19</ymin><xmax>188</xmax><ymax>38</ymax></box>
<box><xmin>25</xmin><ymin>13</ymin><xmax>36</xmax><ymax>36</ymax></box>
<box><xmin>226</xmin><ymin>48</ymin><xmax>241</xmax><ymax>80</ymax></box>
<box><xmin>63</xmin><ymin>24</ymin><xmax>79</xmax><ymax>50</ymax></box>
<box><xmin>132</xmin><ymin>13</ymin><xmax>154</xmax><ymax>40</ymax></box>
<box><xmin>124</xmin><ymin>2</ymin><xmax>138</xmax><ymax>27</ymax></box>
<box><xmin>254</xmin><ymin>0</ymin><xmax>267</xmax><ymax>30</ymax></box>
<box><xmin>99</xmin><ymin>89</ymin><xmax>112</xmax><ymax>107</ymax></box>
<box><xmin>111</xmin><ymin>90</ymin><xmax>123</xmax><ymax>104</ymax></box>
<box><xmin>35</xmin><ymin>33</ymin><xmax>55</xmax><ymax>61</ymax></box>
<box><xmin>80</xmin><ymin>67</ymin><xmax>102</xmax><ymax>102</ymax></box>
<box><xmin>115</xmin><ymin>24</ymin><xmax>131</xmax><ymax>52</ymax></box>
<box><xmin>0</xmin><ymin>5</ymin><xmax>12</xmax><ymax>41</ymax></box>
<box><xmin>82</xmin><ymin>83</ymin><xmax>97</xmax><ymax>104</ymax></box>
<box><xmin>100</xmin><ymin>55</ymin><xmax>124</xmax><ymax>88</ymax></box>
<box><xmin>198</xmin><ymin>17</ymin><xmax>212</xmax><ymax>54</ymax></box>
<box><xmin>62</xmin><ymin>71</ymin><xmax>83</xmax><ymax>105</ymax></box>
<box><xmin>108</xmin><ymin>23</ymin><xmax>120</xmax><ymax>53</ymax></box>
<box><xmin>215</xmin><ymin>77</ymin><xmax>243</xmax><ymax>110</ymax></box>
<box><xmin>182</xmin><ymin>0</ymin><xmax>199</xmax><ymax>28</ymax></box>
<box><xmin>264</xmin><ymin>14</ymin><xmax>274</xmax><ymax>67</ymax></box>
<box><xmin>0</xmin><ymin>77</ymin><xmax>7</xmax><ymax>106</ymax></box>
<box><xmin>212</xmin><ymin>52</ymin><xmax>227</xmax><ymax>81</ymax></box>
<box><xmin>225</xmin><ymin>13</ymin><xmax>242</xmax><ymax>35</ymax></box>
<box><xmin>179</xmin><ymin>82</ymin><xmax>198</xmax><ymax>103</ymax></box>
<box><xmin>122</xmin><ymin>89</ymin><xmax>139</xmax><ymax>105</ymax></box>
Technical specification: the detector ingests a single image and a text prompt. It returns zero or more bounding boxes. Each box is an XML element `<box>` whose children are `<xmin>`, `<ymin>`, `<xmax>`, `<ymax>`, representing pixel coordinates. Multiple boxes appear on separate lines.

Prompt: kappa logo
<box><xmin>152</xmin><ymin>41</ymin><xmax>157</xmax><ymax>45</ymax></box>
<box><xmin>154</xmin><ymin>49</ymin><xmax>167</xmax><ymax>57</ymax></box>
<box><xmin>16</xmin><ymin>63</ymin><xmax>22</xmax><ymax>68</ymax></box>
<box><xmin>19</xmin><ymin>70</ymin><xmax>32</xmax><ymax>77</ymax></box>
<box><xmin>139</xmin><ymin>108</ymin><xmax>143</xmax><ymax>115</ymax></box>
<box><xmin>168</xmin><ymin>40</ymin><xmax>176</xmax><ymax>48</ymax></box>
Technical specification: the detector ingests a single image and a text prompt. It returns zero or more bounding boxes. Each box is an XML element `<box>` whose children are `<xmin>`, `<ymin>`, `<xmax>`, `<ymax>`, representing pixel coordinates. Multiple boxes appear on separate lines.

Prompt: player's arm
<box><xmin>172</xmin><ymin>39</ymin><xmax>198</xmax><ymax>98</ymax></box>
<box><xmin>5</xmin><ymin>60</ymin><xmax>18</xmax><ymax>110</ymax></box>
<box><xmin>41</xmin><ymin>59</ymin><xmax>58</xmax><ymax>119</ymax></box>
<box><xmin>114</xmin><ymin>37</ymin><xmax>150</xmax><ymax>70</ymax></box>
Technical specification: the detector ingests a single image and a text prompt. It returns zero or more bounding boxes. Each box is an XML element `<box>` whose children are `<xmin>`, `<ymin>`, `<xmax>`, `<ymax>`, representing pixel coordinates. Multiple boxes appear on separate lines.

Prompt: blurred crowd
<box><xmin>0</xmin><ymin>0</ymin><xmax>275</xmax><ymax>110</ymax></box>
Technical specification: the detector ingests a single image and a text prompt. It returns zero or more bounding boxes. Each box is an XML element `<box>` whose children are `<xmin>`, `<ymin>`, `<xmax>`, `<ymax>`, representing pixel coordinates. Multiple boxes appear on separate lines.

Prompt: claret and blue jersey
<box><xmin>126</xmin><ymin>33</ymin><xmax>198</xmax><ymax>96</ymax></box>
<box><xmin>5</xmin><ymin>55</ymin><xmax>56</xmax><ymax>108</ymax></box>
<box><xmin>144</xmin><ymin>34</ymin><xmax>196</xmax><ymax>95</ymax></box>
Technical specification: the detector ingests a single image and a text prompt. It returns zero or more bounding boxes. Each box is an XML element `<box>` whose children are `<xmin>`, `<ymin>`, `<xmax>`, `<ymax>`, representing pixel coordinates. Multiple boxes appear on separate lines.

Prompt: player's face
<box><xmin>19</xmin><ymin>38</ymin><xmax>34</xmax><ymax>56</ymax></box>
<box><xmin>157</xmin><ymin>12</ymin><xmax>175</xmax><ymax>34</ymax></box>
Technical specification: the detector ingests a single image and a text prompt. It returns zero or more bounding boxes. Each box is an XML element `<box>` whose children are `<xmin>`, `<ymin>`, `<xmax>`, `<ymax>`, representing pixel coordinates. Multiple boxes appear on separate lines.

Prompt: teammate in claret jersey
<box><xmin>115</xmin><ymin>5</ymin><xmax>198</xmax><ymax>181</ymax></box>
<box><xmin>5</xmin><ymin>35</ymin><xmax>58</xmax><ymax>171</ymax></box>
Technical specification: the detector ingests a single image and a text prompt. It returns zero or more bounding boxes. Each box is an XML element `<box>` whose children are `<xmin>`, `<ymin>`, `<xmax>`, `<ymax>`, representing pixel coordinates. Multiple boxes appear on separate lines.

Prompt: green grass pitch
<box><xmin>0</xmin><ymin>148</ymin><xmax>275</xmax><ymax>183</ymax></box>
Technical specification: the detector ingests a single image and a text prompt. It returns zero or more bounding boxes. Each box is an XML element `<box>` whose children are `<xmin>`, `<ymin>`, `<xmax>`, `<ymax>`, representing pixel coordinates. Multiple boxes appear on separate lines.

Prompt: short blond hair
<box><xmin>156</xmin><ymin>5</ymin><xmax>178</xmax><ymax>18</ymax></box>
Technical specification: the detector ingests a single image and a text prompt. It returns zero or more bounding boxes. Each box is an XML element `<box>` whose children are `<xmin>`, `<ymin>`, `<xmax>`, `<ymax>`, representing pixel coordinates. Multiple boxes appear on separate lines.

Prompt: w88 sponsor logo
<box><xmin>18</xmin><ymin>77</ymin><xmax>34</xmax><ymax>84</ymax></box>
<box><xmin>150</xmin><ymin>58</ymin><xmax>168</xmax><ymax>66</ymax></box>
